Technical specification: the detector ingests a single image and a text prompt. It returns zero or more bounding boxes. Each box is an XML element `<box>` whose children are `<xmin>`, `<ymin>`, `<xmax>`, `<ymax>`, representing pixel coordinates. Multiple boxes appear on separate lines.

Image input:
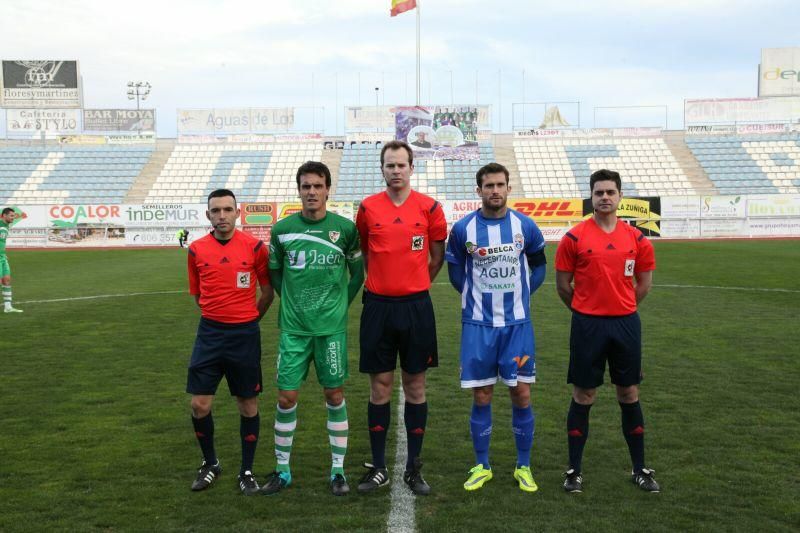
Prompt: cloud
<box><xmin>2</xmin><ymin>0</ymin><xmax>798</xmax><ymax>134</ymax></box>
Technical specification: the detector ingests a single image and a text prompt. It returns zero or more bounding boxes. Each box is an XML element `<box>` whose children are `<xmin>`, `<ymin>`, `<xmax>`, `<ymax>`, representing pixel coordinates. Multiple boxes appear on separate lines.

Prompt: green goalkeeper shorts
<box><xmin>0</xmin><ymin>255</ymin><xmax>10</xmax><ymax>277</ymax></box>
<box><xmin>276</xmin><ymin>331</ymin><xmax>348</xmax><ymax>390</ymax></box>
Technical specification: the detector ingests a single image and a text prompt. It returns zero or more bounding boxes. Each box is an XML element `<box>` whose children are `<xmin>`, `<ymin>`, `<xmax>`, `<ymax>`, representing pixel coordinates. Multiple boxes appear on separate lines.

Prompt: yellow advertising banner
<box><xmin>278</xmin><ymin>203</ymin><xmax>302</xmax><ymax>220</ymax></box>
<box><xmin>581</xmin><ymin>197</ymin><xmax>662</xmax><ymax>236</ymax></box>
<box><xmin>277</xmin><ymin>201</ymin><xmax>356</xmax><ymax>221</ymax></box>
<box><xmin>507</xmin><ymin>198</ymin><xmax>583</xmax><ymax>222</ymax></box>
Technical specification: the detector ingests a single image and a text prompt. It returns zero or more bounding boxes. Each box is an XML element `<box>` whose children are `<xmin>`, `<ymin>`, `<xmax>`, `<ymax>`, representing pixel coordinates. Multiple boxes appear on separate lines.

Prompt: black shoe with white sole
<box><xmin>191</xmin><ymin>460</ymin><xmax>221</xmax><ymax>491</ymax></box>
<box><xmin>631</xmin><ymin>468</ymin><xmax>660</xmax><ymax>493</ymax></box>
<box><xmin>357</xmin><ymin>463</ymin><xmax>390</xmax><ymax>493</ymax></box>
<box><xmin>563</xmin><ymin>468</ymin><xmax>583</xmax><ymax>493</ymax></box>
<box><xmin>238</xmin><ymin>470</ymin><xmax>260</xmax><ymax>495</ymax></box>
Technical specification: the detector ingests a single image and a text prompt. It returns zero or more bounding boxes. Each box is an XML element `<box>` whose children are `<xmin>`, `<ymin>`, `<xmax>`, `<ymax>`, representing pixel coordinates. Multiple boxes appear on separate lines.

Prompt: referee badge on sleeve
<box><xmin>237</xmin><ymin>271</ymin><xmax>252</xmax><ymax>288</ymax></box>
<box><xmin>411</xmin><ymin>235</ymin><xmax>424</xmax><ymax>250</ymax></box>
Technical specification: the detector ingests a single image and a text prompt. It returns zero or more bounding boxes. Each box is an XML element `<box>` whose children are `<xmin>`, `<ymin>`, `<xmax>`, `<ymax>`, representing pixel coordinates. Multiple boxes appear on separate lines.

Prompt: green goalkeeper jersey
<box><xmin>0</xmin><ymin>221</ymin><xmax>8</xmax><ymax>255</ymax></box>
<box><xmin>269</xmin><ymin>211</ymin><xmax>363</xmax><ymax>336</ymax></box>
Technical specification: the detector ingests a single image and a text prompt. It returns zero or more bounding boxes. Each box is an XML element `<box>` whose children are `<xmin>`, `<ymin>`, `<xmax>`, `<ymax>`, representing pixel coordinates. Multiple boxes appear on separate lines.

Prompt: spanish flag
<box><xmin>391</xmin><ymin>0</ymin><xmax>417</xmax><ymax>16</ymax></box>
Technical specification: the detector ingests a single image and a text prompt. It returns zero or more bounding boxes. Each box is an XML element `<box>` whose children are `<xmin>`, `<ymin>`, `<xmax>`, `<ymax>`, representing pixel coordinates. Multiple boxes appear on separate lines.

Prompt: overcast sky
<box><xmin>1</xmin><ymin>0</ymin><xmax>797</xmax><ymax>135</ymax></box>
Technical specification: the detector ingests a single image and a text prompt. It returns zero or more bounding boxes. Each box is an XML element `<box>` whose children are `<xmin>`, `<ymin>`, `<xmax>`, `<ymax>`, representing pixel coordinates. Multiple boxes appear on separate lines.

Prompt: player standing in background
<box><xmin>355</xmin><ymin>140</ymin><xmax>447</xmax><ymax>496</ymax></box>
<box><xmin>555</xmin><ymin>169</ymin><xmax>660</xmax><ymax>493</ymax></box>
<box><xmin>0</xmin><ymin>207</ymin><xmax>23</xmax><ymax>313</ymax></box>
<box><xmin>186</xmin><ymin>189</ymin><xmax>273</xmax><ymax>495</ymax></box>
<box><xmin>446</xmin><ymin>163</ymin><xmax>546</xmax><ymax>493</ymax></box>
<box><xmin>260</xmin><ymin>162</ymin><xmax>364</xmax><ymax>497</ymax></box>
<box><xmin>178</xmin><ymin>228</ymin><xmax>189</xmax><ymax>248</ymax></box>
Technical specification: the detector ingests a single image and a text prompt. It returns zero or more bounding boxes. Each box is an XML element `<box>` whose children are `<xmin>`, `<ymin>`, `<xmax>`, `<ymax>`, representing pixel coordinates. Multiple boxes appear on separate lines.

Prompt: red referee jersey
<box><xmin>188</xmin><ymin>229</ymin><xmax>270</xmax><ymax>323</ymax></box>
<box><xmin>356</xmin><ymin>190</ymin><xmax>447</xmax><ymax>296</ymax></box>
<box><xmin>555</xmin><ymin>218</ymin><xmax>655</xmax><ymax>316</ymax></box>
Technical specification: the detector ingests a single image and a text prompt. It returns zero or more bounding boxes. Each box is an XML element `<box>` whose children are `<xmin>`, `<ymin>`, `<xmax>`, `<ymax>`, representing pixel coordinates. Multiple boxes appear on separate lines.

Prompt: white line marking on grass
<box><xmin>15</xmin><ymin>281</ymin><xmax>800</xmax><ymax>307</ymax></box>
<box><xmin>17</xmin><ymin>290</ymin><xmax>184</xmax><ymax>304</ymax></box>
<box><xmin>433</xmin><ymin>281</ymin><xmax>800</xmax><ymax>294</ymax></box>
<box><xmin>654</xmin><ymin>283</ymin><xmax>800</xmax><ymax>293</ymax></box>
<box><xmin>387</xmin><ymin>388</ymin><xmax>415</xmax><ymax>533</ymax></box>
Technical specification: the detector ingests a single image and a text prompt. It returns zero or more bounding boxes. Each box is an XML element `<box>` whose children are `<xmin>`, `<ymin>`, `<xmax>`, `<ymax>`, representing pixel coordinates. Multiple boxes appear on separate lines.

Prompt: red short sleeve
<box><xmin>429</xmin><ymin>201</ymin><xmax>447</xmax><ymax>241</ymax></box>
<box><xmin>255</xmin><ymin>240</ymin><xmax>270</xmax><ymax>286</ymax></box>
<box><xmin>187</xmin><ymin>245</ymin><xmax>200</xmax><ymax>295</ymax></box>
<box><xmin>635</xmin><ymin>234</ymin><xmax>656</xmax><ymax>272</ymax></box>
<box><xmin>555</xmin><ymin>231</ymin><xmax>578</xmax><ymax>272</ymax></box>
<box><xmin>356</xmin><ymin>204</ymin><xmax>369</xmax><ymax>254</ymax></box>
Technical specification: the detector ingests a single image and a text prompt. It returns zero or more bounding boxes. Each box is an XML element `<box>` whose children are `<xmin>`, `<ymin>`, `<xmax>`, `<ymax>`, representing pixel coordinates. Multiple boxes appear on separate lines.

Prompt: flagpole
<box><xmin>416</xmin><ymin>0</ymin><xmax>421</xmax><ymax>105</ymax></box>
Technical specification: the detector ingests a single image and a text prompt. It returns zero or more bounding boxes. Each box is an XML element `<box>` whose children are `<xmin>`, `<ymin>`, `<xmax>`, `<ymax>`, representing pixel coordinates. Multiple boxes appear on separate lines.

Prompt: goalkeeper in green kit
<box><xmin>261</xmin><ymin>161</ymin><xmax>364</xmax><ymax>496</ymax></box>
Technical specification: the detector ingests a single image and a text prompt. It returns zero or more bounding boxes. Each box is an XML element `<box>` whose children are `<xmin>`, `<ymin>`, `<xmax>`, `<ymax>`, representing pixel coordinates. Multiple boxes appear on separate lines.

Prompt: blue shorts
<box><xmin>186</xmin><ymin>317</ymin><xmax>263</xmax><ymax>398</ymax></box>
<box><xmin>459</xmin><ymin>322</ymin><xmax>536</xmax><ymax>388</ymax></box>
<box><xmin>568</xmin><ymin>311</ymin><xmax>642</xmax><ymax>388</ymax></box>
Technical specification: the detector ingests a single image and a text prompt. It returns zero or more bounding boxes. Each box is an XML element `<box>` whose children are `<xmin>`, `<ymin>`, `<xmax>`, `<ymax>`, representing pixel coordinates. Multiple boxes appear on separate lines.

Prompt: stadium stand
<box><xmin>334</xmin><ymin>142</ymin><xmax>496</xmax><ymax>200</ymax></box>
<box><xmin>513</xmin><ymin>136</ymin><xmax>698</xmax><ymax>197</ymax></box>
<box><xmin>685</xmin><ymin>134</ymin><xmax>800</xmax><ymax>194</ymax></box>
<box><xmin>3</xmin><ymin>133</ymin><xmax>797</xmax><ymax>205</ymax></box>
<box><xmin>0</xmin><ymin>145</ymin><xmax>153</xmax><ymax>204</ymax></box>
<box><xmin>144</xmin><ymin>142</ymin><xmax>322</xmax><ymax>203</ymax></box>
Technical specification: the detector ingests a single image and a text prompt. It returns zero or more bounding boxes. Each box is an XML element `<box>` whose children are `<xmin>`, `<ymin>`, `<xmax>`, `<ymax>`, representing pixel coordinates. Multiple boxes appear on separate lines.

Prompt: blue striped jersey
<box><xmin>446</xmin><ymin>209</ymin><xmax>545</xmax><ymax>327</ymax></box>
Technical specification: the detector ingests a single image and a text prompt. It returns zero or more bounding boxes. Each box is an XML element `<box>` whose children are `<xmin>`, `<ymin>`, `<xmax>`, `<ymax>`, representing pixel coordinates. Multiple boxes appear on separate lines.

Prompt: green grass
<box><xmin>1</xmin><ymin>241</ymin><xmax>798</xmax><ymax>532</ymax></box>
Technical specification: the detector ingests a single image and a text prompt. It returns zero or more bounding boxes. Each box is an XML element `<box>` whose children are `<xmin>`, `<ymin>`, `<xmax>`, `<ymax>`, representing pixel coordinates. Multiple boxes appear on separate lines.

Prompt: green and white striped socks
<box><xmin>273</xmin><ymin>400</ymin><xmax>349</xmax><ymax>477</ymax></box>
<box><xmin>327</xmin><ymin>400</ymin><xmax>349</xmax><ymax>477</ymax></box>
<box><xmin>274</xmin><ymin>403</ymin><xmax>297</xmax><ymax>473</ymax></box>
<box><xmin>2</xmin><ymin>285</ymin><xmax>12</xmax><ymax>310</ymax></box>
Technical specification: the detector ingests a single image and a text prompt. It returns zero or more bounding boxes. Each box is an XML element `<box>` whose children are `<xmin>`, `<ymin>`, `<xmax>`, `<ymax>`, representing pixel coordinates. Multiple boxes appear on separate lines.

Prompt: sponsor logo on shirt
<box><xmin>473</xmin><ymin>244</ymin><xmax>515</xmax><ymax>257</ymax></box>
<box><xmin>470</xmin><ymin>242</ymin><xmax>521</xmax><ymax>292</ymax></box>
<box><xmin>287</xmin><ymin>249</ymin><xmax>343</xmax><ymax>270</ymax></box>
<box><xmin>287</xmin><ymin>250</ymin><xmax>305</xmax><ymax>269</ymax></box>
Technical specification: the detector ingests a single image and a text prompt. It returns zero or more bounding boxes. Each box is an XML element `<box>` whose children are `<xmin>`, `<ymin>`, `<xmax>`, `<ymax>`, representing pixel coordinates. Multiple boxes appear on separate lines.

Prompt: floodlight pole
<box><xmin>450</xmin><ymin>70</ymin><xmax>454</xmax><ymax>105</ymax></box>
<box><xmin>416</xmin><ymin>0</ymin><xmax>421</xmax><ymax>105</ymax></box>
<box><xmin>127</xmin><ymin>81</ymin><xmax>151</xmax><ymax>135</ymax></box>
<box><xmin>522</xmin><ymin>69</ymin><xmax>525</xmax><ymax>129</ymax></box>
<box><xmin>127</xmin><ymin>81</ymin><xmax>150</xmax><ymax>111</ymax></box>
<box><xmin>375</xmin><ymin>87</ymin><xmax>380</xmax><ymax>133</ymax></box>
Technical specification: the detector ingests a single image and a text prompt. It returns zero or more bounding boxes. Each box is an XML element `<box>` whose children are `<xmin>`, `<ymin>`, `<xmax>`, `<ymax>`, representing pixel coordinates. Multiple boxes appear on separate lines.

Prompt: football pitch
<box><xmin>1</xmin><ymin>240</ymin><xmax>798</xmax><ymax>532</ymax></box>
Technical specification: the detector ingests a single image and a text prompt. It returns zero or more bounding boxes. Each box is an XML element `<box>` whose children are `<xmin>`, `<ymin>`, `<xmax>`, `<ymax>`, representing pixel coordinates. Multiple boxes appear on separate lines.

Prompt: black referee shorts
<box><xmin>359</xmin><ymin>290</ymin><xmax>438</xmax><ymax>375</ymax></box>
<box><xmin>186</xmin><ymin>317</ymin><xmax>263</xmax><ymax>398</ymax></box>
<box><xmin>568</xmin><ymin>311</ymin><xmax>642</xmax><ymax>389</ymax></box>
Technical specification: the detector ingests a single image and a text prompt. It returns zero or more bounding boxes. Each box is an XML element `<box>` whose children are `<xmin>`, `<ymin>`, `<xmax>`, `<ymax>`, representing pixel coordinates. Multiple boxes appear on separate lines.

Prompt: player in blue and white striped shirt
<box><xmin>445</xmin><ymin>162</ymin><xmax>546</xmax><ymax>493</ymax></box>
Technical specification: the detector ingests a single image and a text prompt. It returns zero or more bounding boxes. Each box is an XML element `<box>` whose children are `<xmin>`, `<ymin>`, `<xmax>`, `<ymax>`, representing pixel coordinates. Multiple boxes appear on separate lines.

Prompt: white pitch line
<box><xmin>14</xmin><ymin>281</ymin><xmax>800</xmax><ymax>307</ymax></box>
<box><xmin>652</xmin><ymin>283</ymin><xmax>800</xmax><ymax>294</ymax></box>
<box><xmin>433</xmin><ymin>281</ymin><xmax>800</xmax><ymax>294</ymax></box>
<box><xmin>387</xmin><ymin>388</ymin><xmax>415</xmax><ymax>533</ymax></box>
<box><xmin>17</xmin><ymin>290</ymin><xmax>184</xmax><ymax>304</ymax></box>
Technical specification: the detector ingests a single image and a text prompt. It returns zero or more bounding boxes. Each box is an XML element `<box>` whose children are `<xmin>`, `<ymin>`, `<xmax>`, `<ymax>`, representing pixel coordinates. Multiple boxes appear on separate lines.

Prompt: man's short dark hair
<box><xmin>476</xmin><ymin>162</ymin><xmax>510</xmax><ymax>187</ymax></box>
<box><xmin>207</xmin><ymin>189</ymin><xmax>237</xmax><ymax>206</ymax></box>
<box><xmin>589</xmin><ymin>169</ymin><xmax>622</xmax><ymax>193</ymax></box>
<box><xmin>296</xmin><ymin>161</ymin><xmax>331</xmax><ymax>188</ymax></box>
<box><xmin>380</xmin><ymin>140</ymin><xmax>414</xmax><ymax>166</ymax></box>
<box><xmin>1</xmin><ymin>207</ymin><xmax>14</xmax><ymax>216</ymax></box>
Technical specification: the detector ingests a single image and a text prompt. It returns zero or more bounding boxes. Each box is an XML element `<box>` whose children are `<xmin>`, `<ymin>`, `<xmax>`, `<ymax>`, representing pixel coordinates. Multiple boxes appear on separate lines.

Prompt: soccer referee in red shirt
<box><xmin>355</xmin><ymin>140</ymin><xmax>447</xmax><ymax>495</ymax></box>
<box><xmin>555</xmin><ymin>169</ymin><xmax>660</xmax><ymax>493</ymax></box>
<box><xmin>186</xmin><ymin>189</ymin><xmax>274</xmax><ymax>495</ymax></box>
